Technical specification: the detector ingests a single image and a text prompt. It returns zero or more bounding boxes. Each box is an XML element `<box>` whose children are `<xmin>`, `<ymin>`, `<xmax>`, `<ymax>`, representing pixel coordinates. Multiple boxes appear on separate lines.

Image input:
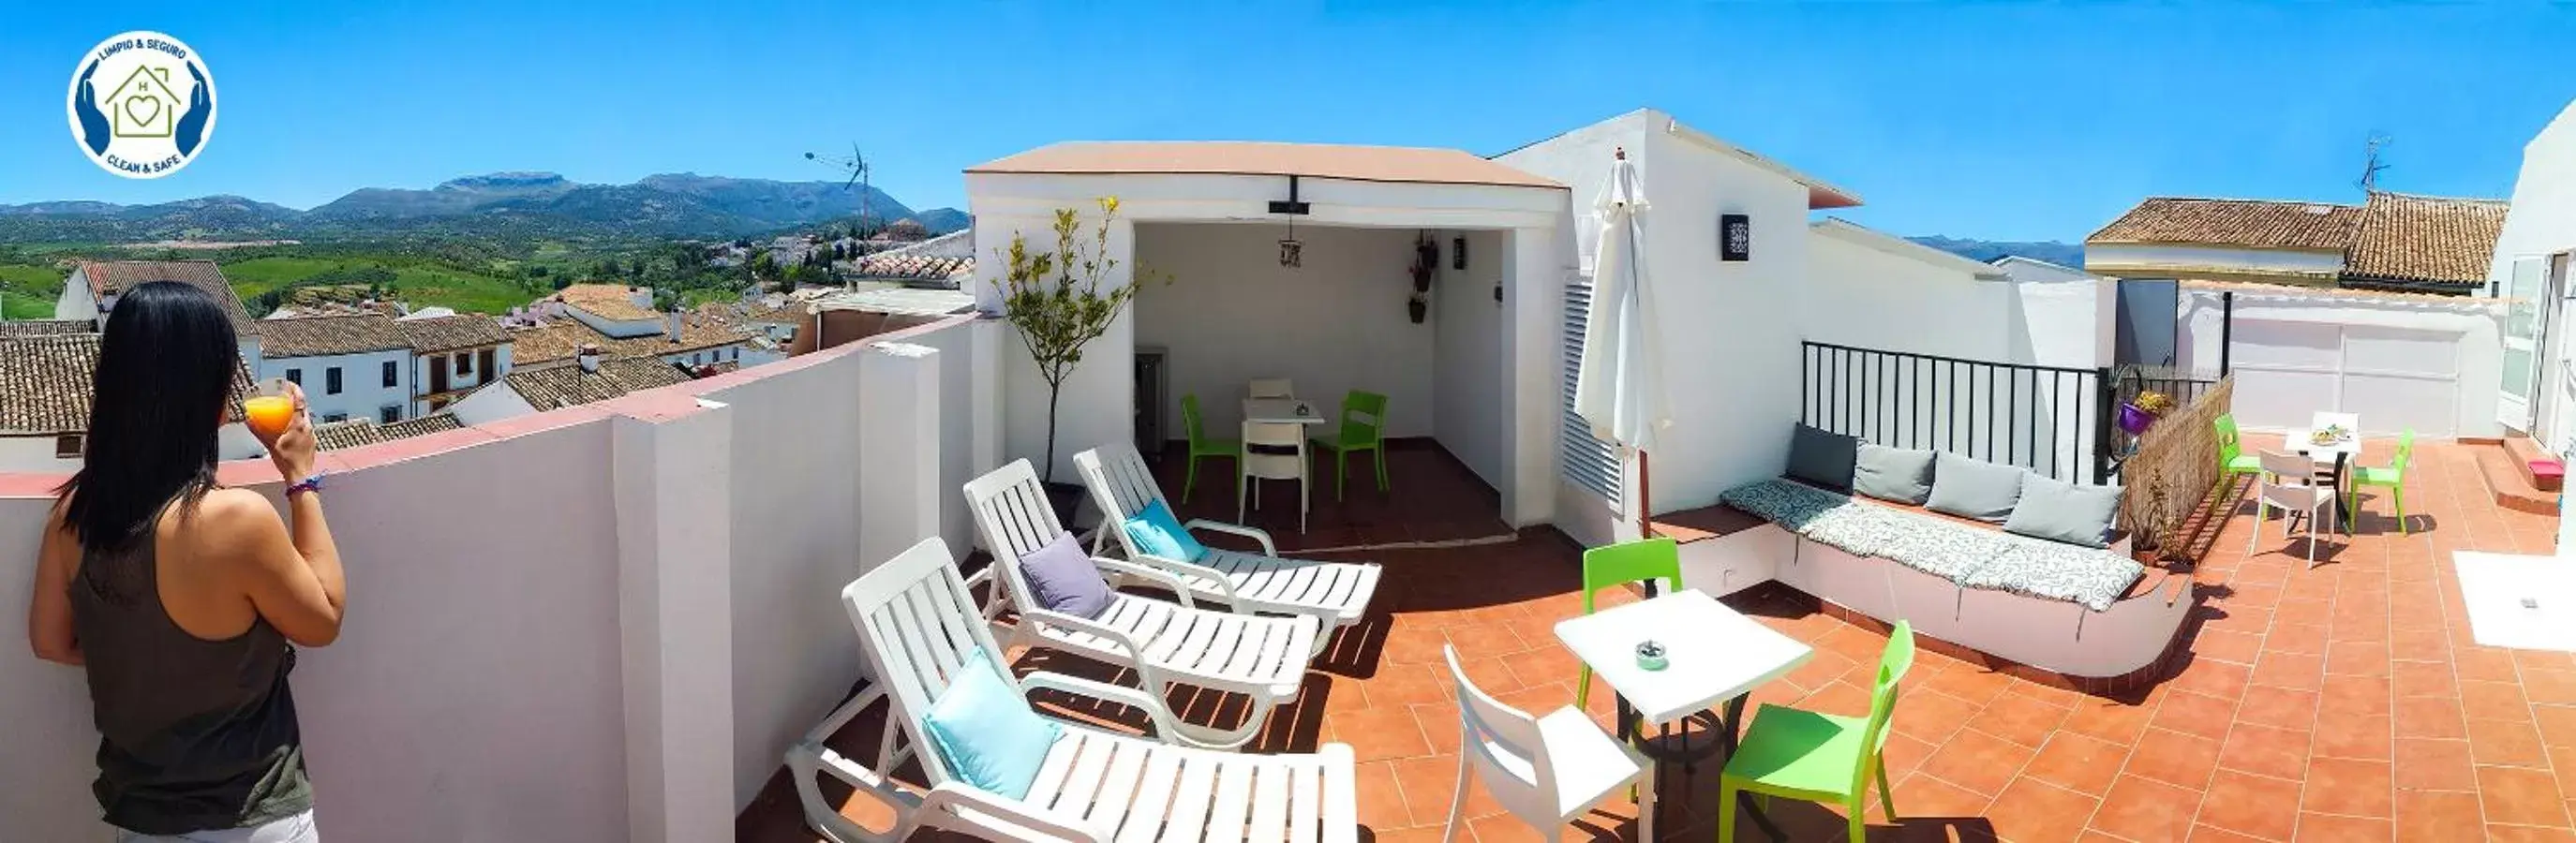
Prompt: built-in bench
<box><xmin>1650</xmin><ymin>440</ymin><xmax>2198</xmax><ymax>694</ymax></box>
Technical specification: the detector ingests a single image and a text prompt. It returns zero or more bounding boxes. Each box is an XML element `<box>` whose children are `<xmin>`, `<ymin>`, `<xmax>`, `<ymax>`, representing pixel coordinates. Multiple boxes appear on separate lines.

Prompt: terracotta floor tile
<box><xmin>1895</xmin><ymin>769</ymin><xmax>1998</xmax><ymax>819</ymax></box>
<box><xmin>1918</xmin><ymin>663</ymin><xmax>2012</xmax><ymax>707</ymax></box>
<box><xmin>2192</xmin><ymin>824</ymin><xmax>2274</xmax><ymax>843</ymax></box>
<box><xmin>2293</xmin><ymin>811</ymin><xmax>2392</xmax><ymax>842</ymax></box>
<box><xmin>2313</xmin><ymin>713</ymin><xmax>2393</xmax><ymax>762</ymax></box>
<box><xmin>1986</xmin><ymin>776</ymin><xmax>2098</xmax><ymax>843</ymax></box>
<box><xmin>1496</xmin><ymin>644</ymin><xmax>1584</xmax><ymax>692</ymax></box>
<box><xmin>2319</xmin><ymin>674</ymin><xmax>2394</xmax><ymax>719</ymax></box>
<box><xmin>2174</xmin><ymin>658</ymin><xmax>2255</xmax><ymax>702</ymax></box>
<box><xmin>2388</xmin><ymin>628</ymin><xmax>2451</xmax><ymax>662</ymax></box>
<box><xmin>2468</xmin><ymin>717</ymin><xmax>2553</xmax><ymax>769</ymax></box>
<box><xmin>1392</xmin><ymin>754</ymin><xmax>1498</xmax><ymax>827</ymax></box>
<box><xmin>2479</xmin><ymin>765</ymin><xmax>2575</xmax><ymax>828</ymax></box>
<box><xmin>2482</xmin><ymin>824</ymin><xmax>2576</xmax><ymax>842</ymax></box>
<box><xmin>2045</xmin><ymin>699</ymin><xmax>2146</xmax><ymax>748</ymax></box>
<box><xmin>2237</xmin><ymin>685</ymin><xmax>2321</xmax><ymax>732</ymax></box>
<box><xmin>2196</xmin><ymin>628</ymin><xmax>2266</xmax><ymax>666</ymax></box>
<box><xmin>2023</xmin><ymin>732</ymin><xmax>2129</xmax><ymax>797</ymax></box>
<box><xmin>1331</xmin><ymin>705</ymin><xmax>1432</xmax><ymax>762</ymax></box>
<box><xmin>2125</xmin><ymin>727</ymin><xmax>2225</xmax><ymax>790</ymax></box>
<box><xmin>2456</xmin><ymin>647</ymin><xmax>2524</xmax><ymax>684</ymax></box>
<box><xmin>2390</xmin><ymin>659</ymin><xmax>2460</xmax><ymax>700</ymax></box>
<box><xmin>2217</xmin><ymin>723</ymin><xmax>2313</xmax><ymax>782</ymax></box>
<box><xmin>2087</xmin><ymin>774</ymin><xmax>2205</xmax><ymax>843</ymax></box>
<box><xmin>1353</xmin><ymin>760</ymin><xmax>1410</xmax><ymax>830</ymax></box>
<box><xmin>2251</xmin><ymin>651</ymin><xmax>2326</xmax><ymax>692</ymax></box>
<box><xmin>2153</xmin><ymin>690</ymin><xmax>2241</xmax><ymax>741</ymax></box>
<box><xmin>2300</xmin><ymin>756</ymin><xmax>2394</xmax><ymax>818</ymax></box>
<box><xmin>2539</xmin><ymin>704</ymin><xmax>2576</xmax><ymax>749</ymax></box>
<box><xmin>1968</xmin><ymin>690</ymin><xmax>2073</xmax><ymax>749</ymax></box>
<box><xmin>2266</xmin><ymin>621</ymin><xmax>2331</xmax><ymax>657</ymax></box>
<box><xmin>1919</xmin><ymin>726</ymin><xmax>2038</xmax><ymax>798</ymax></box>
<box><xmin>2463</xmin><ymin>679</ymin><xmax>2539</xmax><ymax>723</ymax></box>
<box><xmin>2395</xmin><ymin>790</ymin><xmax>2488</xmax><ymax>842</ymax></box>
<box><xmin>2328</xmin><ymin>640</ymin><xmax>2393</xmax><ymax>678</ymax></box>
<box><xmin>2526</xmin><ymin>669</ymin><xmax>2576</xmax><ymax>706</ymax></box>
<box><xmin>2197</xmin><ymin>769</ymin><xmax>2301</xmax><ymax>841</ymax></box>
<box><xmin>2395</xmin><ymin>695</ymin><xmax>2469</xmax><ymax>741</ymax></box>
<box><xmin>2393</xmin><ymin>737</ymin><xmax>2479</xmax><ymax>791</ymax></box>
<box><xmin>1891</xmin><ymin>688</ymin><xmax>1982</xmax><ymax>746</ymax></box>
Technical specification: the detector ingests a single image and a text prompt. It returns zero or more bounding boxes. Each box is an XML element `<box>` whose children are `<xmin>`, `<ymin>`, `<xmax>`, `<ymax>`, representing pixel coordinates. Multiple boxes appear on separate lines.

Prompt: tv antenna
<box><xmin>805</xmin><ymin>142</ymin><xmax>873</xmax><ymax>227</ymax></box>
<box><xmin>2358</xmin><ymin>134</ymin><xmax>2391</xmax><ymax>192</ymax></box>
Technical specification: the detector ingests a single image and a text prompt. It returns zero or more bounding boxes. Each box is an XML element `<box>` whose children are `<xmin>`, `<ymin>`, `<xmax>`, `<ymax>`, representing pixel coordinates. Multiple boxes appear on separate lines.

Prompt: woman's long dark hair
<box><xmin>57</xmin><ymin>281</ymin><xmax>242</xmax><ymax>565</ymax></box>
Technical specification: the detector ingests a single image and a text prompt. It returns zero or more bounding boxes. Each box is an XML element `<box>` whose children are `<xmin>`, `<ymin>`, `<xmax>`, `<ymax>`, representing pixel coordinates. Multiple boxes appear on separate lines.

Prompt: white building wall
<box><xmin>2086</xmin><ymin>243</ymin><xmax>2345</xmax><ymax>277</ymax></box>
<box><xmin>262</xmin><ymin>349</ymin><xmax>412</xmax><ymax>423</ymax></box>
<box><xmin>1804</xmin><ymin>226</ymin><xmax>2021</xmax><ymax>362</ymax></box>
<box><xmin>2177</xmin><ymin>286</ymin><xmax>2501</xmax><ymax>438</ymax></box>
<box><xmin>0</xmin><ymin>424</ymin><xmax>268</xmax><ymax>472</ymax></box>
<box><xmin>2491</xmin><ymin>97</ymin><xmax>2576</xmax><ymax>455</ymax></box>
<box><xmin>446</xmin><ymin>380</ymin><xmax>540</xmax><ymax>424</ymax></box>
<box><xmin>1133</xmin><ymin>223</ymin><xmax>1437</xmax><ymax>440</ymax></box>
<box><xmin>1433</xmin><ymin>229</ymin><xmax>1508</xmax><ymax>486</ymax></box>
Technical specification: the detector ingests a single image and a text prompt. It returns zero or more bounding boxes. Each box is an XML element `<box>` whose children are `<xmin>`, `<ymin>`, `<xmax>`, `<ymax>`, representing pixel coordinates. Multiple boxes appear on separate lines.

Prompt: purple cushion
<box><xmin>1016</xmin><ymin>532</ymin><xmax>1114</xmax><ymax>620</ymax></box>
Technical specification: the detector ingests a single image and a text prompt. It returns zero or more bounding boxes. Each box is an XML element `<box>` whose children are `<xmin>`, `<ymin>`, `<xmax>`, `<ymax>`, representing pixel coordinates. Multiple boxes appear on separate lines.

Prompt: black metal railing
<box><xmin>1799</xmin><ymin>341</ymin><xmax>2116</xmax><ymax>485</ymax></box>
<box><xmin>2111</xmin><ymin>364</ymin><xmax>2222</xmax><ymax>413</ymax></box>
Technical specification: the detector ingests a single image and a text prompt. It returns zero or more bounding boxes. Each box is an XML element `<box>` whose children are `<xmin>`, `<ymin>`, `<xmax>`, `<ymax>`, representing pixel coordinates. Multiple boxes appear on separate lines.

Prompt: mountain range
<box><xmin>0</xmin><ymin>172</ymin><xmax>967</xmax><ymax>243</ymax></box>
<box><xmin>1906</xmin><ymin>235</ymin><xmax>2085</xmax><ymax>269</ymax></box>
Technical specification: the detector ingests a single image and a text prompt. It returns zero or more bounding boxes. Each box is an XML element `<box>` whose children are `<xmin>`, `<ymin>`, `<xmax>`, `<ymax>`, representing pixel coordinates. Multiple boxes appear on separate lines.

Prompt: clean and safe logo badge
<box><xmin>66</xmin><ymin>32</ymin><xmax>216</xmax><ymax>179</ymax></box>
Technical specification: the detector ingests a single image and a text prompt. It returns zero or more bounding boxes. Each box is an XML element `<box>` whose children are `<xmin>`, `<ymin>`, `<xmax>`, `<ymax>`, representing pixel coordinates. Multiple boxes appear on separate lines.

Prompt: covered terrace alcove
<box><xmin>965</xmin><ymin>141</ymin><xmax>1571</xmax><ymax>533</ymax></box>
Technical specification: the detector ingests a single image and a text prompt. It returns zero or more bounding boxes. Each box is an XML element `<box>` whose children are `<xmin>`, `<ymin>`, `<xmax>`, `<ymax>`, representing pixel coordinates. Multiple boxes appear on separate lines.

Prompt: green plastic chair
<box><xmin>2351</xmin><ymin>429</ymin><xmax>2416</xmax><ymax>535</ymax></box>
<box><xmin>2214</xmin><ymin>413</ymin><xmax>2264</xmax><ymax>495</ymax></box>
<box><xmin>1178</xmin><ymin>394</ymin><xmax>1239</xmax><ymax>503</ymax></box>
<box><xmin>1718</xmin><ymin>620</ymin><xmax>1915</xmax><ymax>843</ymax></box>
<box><xmin>1309</xmin><ymin>390</ymin><xmax>1390</xmax><ymax>501</ymax></box>
<box><xmin>1573</xmin><ymin>538</ymin><xmax>1684</xmax><ymax>710</ymax></box>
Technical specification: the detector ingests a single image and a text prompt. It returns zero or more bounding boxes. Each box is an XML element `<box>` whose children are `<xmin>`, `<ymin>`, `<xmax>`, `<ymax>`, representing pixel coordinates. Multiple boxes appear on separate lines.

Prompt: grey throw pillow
<box><xmin>1015</xmin><ymin>531</ymin><xmax>1114</xmax><ymax>619</ymax></box>
<box><xmin>1925</xmin><ymin>453</ymin><xmax>2025</xmax><ymax>523</ymax></box>
<box><xmin>2003</xmin><ymin>475</ymin><xmax>2126</xmax><ymax>548</ymax></box>
<box><xmin>1785</xmin><ymin>424</ymin><xmax>1859</xmax><ymax>491</ymax></box>
<box><xmin>1853</xmin><ymin>444</ymin><xmax>1937</xmax><ymax>505</ymax></box>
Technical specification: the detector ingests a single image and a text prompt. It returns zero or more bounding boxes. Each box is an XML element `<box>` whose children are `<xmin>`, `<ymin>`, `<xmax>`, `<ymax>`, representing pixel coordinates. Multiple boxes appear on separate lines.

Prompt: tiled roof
<box><xmin>312</xmin><ymin>412</ymin><xmax>468</xmax><ymax>451</ymax></box>
<box><xmin>970</xmin><ymin>140</ymin><xmax>1565</xmax><ymax>189</ymax></box>
<box><xmin>851</xmin><ymin>253</ymin><xmax>972</xmax><ymax>285</ymax></box>
<box><xmin>257</xmin><ymin>313</ymin><xmax>413</xmax><ymax>358</ymax></box>
<box><xmin>78</xmin><ymin>259</ymin><xmax>257</xmax><ymax>333</ymax></box>
<box><xmin>0</xmin><ymin>319</ymin><xmax>96</xmax><ymax>338</ymax></box>
<box><xmin>503</xmin><ymin>358</ymin><xmax>693</xmax><ymax>410</ymax></box>
<box><xmin>506</xmin><ymin>313</ymin><xmax>752</xmax><ymax>365</ymax></box>
<box><xmin>2087</xmin><ymin>198</ymin><xmax>2361</xmax><ymax>251</ymax></box>
<box><xmin>395</xmin><ymin>314</ymin><xmax>510</xmax><ymax>353</ymax></box>
<box><xmin>2345</xmin><ymin>191</ymin><xmax>2510</xmax><ymax>287</ymax></box>
<box><xmin>0</xmin><ymin>333</ymin><xmax>250</xmax><ymax>435</ymax></box>
<box><xmin>0</xmin><ymin>334</ymin><xmax>102</xmax><ymax>435</ymax></box>
<box><xmin>551</xmin><ymin>283</ymin><xmax>658</xmax><ymax>321</ymax></box>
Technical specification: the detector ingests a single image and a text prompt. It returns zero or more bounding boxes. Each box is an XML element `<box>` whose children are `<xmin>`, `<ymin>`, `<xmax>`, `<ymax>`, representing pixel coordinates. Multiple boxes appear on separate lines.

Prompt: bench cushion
<box><xmin>1964</xmin><ymin>534</ymin><xmax>2147</xmax><ymax>612</ymax></box>
<box><xmin>1721</xmin><ymin>478</ymin><xmax>2146</xmax><ymax>612</ymax></box>
<box><xmin>1787</xmin><ymin>424</ymin><xmax>1860</xmax><ymax>491</ymax></box>
<box><xmin>1854</xmin><ymin>444</ymin><xmax>1937</xmax><ymax>505</ymax></box>
<box><xmin>2004</xmin><ymin>475</ymin><xmax>2124</xmax><ymax>548</ymax></box>
<box><xmin>1926</xmin><ymin>452</ymin><xmax>2024</xmax><ymax>523</ymax></box>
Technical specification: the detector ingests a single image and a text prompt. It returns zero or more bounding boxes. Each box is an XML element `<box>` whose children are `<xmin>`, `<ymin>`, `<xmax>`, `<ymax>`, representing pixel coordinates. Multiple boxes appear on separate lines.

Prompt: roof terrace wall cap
<box><xmin>967</xmin><ymin>140</ymin><xmax>1566</xmax><ymax>189</ymax></box>
<box><xmin>1810</xmin><ymin>217</ymin><xmax>2008</xmax><ymax>279</ymax></box>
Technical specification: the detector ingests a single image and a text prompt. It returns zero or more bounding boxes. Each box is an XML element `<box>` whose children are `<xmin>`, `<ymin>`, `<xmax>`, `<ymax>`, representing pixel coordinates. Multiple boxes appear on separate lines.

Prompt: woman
<box><xmin>25</xmin><ymin>281</ymin><xmax>347</xmax><ymax>842</ymax></box>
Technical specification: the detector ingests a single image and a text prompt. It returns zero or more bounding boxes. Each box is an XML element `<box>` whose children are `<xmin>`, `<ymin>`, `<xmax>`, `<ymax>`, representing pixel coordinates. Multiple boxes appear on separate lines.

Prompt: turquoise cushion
<box><xmin>921</xmin><ymin>646</ymin><xmax>1061</xmax><ymax>799</ymax></box>
<box><xmin>1123</xmin><ymin>500</ymin><xmax>1208</xmax><ymax>563</ymax></box>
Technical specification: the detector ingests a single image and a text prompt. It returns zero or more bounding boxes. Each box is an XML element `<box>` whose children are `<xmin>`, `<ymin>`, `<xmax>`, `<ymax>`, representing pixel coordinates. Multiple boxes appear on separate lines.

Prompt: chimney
<box><xmin>664</xmin><ymin>311</ymin><xmax>683</xmax><ymax>343</ymax></box>
<box><xmin>577</xmin><ymin>344</ymin><xmax>602</xmax><ymax>374</ymax></box>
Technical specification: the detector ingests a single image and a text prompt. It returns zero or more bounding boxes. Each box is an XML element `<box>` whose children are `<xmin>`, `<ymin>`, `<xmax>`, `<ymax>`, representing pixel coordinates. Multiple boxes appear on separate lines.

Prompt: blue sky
<box><xmin>3</xmin><ymin>2</ymin><xmax>2569</xmax><ymax>242</ymax></box>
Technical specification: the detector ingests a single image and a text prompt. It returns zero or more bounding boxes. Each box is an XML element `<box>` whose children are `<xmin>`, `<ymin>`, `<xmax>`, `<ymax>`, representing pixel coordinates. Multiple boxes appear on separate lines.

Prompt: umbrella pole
<box><xmin>1637</xmin><ymin>449</ymin><xmax>1657</xmax><ymax>599</ymax></box>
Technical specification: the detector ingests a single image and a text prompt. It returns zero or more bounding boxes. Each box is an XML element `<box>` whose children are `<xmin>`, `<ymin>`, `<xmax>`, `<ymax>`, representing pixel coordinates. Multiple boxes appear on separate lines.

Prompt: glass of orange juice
<box><xmin>245</xmin><ymin>378</ymin><xmax>296</xmax><ymax>438</ymax></box>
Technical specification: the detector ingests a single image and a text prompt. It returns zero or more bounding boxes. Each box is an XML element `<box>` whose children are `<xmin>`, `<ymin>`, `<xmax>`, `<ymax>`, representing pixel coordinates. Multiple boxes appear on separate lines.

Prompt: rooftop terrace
<box><xmin>742</xmin><ymin>438</ymin><xmax>2576</xmax><ymax>841</ymax></box>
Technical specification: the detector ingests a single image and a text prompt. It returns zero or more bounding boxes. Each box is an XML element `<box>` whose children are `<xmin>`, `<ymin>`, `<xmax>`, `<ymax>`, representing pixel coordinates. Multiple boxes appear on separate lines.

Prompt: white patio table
<box><xmin>1556</xmin><ymin>588</ymin><xmax>1812</xmax><ymax>839</ymax></box>
<box><xmin>2289</xmin><ymin>411</ymin><xmax>2362</xmax><ymax>528</ymax></box>
<box><xmin>1243</xmin><ymin>398</ymin><xmax>1328</xmax><ymax>426</ymax></box>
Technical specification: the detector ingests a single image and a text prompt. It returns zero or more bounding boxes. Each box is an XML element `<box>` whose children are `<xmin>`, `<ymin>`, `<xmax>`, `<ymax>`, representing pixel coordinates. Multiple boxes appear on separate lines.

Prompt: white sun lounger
<box><xmin>785</xmin><ymin>536</ymin><xmax>1358</xmax><ymax>842</ymax></box>
<box><xmin>1074</xmin><ymin>442</ymin><xmax>1382</xmax><ymax>646</ymax></box>
<box><xmin>967</xmin><ymin>459</ymin><xmax>1320</xmax><ymax>749</ymax></box>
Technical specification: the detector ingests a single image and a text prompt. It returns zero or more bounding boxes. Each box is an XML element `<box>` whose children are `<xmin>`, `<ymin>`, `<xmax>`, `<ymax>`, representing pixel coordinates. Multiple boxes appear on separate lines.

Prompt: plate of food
<box><xmin>2310</xmin><ymin>425</ymin><xmax>2351</xmax><ymax>446</ymax></box>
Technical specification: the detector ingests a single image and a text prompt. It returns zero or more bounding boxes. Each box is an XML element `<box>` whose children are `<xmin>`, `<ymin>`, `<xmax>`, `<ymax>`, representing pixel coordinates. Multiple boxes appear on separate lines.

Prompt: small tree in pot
<box><xmin>993</xmin><ymin>197</ymin><xmax>1168</xmax><ymax>519</ymax></box>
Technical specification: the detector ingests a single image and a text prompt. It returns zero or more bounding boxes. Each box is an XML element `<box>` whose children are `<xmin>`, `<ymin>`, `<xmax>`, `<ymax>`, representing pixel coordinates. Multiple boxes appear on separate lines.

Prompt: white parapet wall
<box><xmin>0</xmin><ymin>314</ymin><xmax>988</xmax><ymax>842</ymax></box>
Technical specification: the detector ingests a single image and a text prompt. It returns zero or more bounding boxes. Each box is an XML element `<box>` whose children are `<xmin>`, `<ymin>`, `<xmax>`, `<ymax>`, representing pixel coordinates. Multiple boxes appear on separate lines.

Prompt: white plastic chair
<box><xmin>2250</xmin><ymin>449</ymin><xmax>2341</xmax><ymax>567</ymax></box>
<box><xmin>966</xmin><ymin>459</ymin><xmax>1319</xmax><ymax>749</ymax></box>
<box><xmin>1440</xmin><ymin>644</ymin><xmax>1654</xmax><ymax>842</ymax></box>
<box><xmin>1075</xmin><ymin>441</ymin><xmax>1383</xmax><ymax>650</ymax></box>
<box><xmin>1241</xmin><ymin>421</ymin><xmax>1310</xmax><ymax>534</ymax></box>
<box><xmin>1248</xmin><ymin>377</ymin><xmax>1296</xmax><ymax>399</ymax></box>
<box><xmin>783</xmin><ymin>536</ymin><xmax>1359</xmax><ymax>842</ymax></box>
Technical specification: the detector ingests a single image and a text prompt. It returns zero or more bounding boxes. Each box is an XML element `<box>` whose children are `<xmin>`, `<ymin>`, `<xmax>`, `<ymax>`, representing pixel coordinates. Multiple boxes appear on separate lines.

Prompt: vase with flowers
<box><xmin>2119</xmin><ymin>390</ymin><xmax>2176</xmax><ymax>435</ymax></box>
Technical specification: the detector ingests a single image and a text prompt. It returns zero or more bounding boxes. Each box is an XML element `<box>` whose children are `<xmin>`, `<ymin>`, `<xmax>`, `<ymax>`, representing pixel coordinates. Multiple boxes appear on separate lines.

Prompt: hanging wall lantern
<box><xmin>1720</xmin><ymin>213</ymin><xmax>1751</xmax><ymax>261</ymax></box>
<box><xmin>1271</xmin><ymin>174</ymin><xmax>1310</xmax><ymax>269</ymax></box>
<box><xmin>1453</xmin><ymin>236</ymin><xmax>1467</xmax><ymax>270</ymax></box>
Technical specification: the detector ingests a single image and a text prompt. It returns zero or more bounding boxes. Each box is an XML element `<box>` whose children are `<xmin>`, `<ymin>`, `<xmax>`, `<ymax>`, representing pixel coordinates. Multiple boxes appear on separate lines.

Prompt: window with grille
<box><xmin>1559</xmin><ymin>273</ymin><xmax>1622</xmax><ymax>505</ymax></box>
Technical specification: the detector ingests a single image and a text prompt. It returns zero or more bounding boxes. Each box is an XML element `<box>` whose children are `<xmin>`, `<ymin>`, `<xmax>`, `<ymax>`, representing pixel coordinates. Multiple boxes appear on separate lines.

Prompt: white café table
<box><xmin>1556</xmin><ymin>588</ymin><xmax>1813</xmax><ymax>836</ymax></box>
<box><xmin>2288</xmin><ymin>411</ymin><xmax>2361</xmax><ymax>526</ymax></box>
<box><xmin>1243</xmin><ymin>398</ymin><xmax>1329</xmax><ymax>426</ymax></box>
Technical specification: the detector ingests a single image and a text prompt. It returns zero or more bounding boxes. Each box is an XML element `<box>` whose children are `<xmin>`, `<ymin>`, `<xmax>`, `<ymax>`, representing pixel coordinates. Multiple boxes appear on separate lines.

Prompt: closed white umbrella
<box><xmin>1573</xmin><ymin>147</ymin><xmax>1671</xmax><ymax>537</ymax></box>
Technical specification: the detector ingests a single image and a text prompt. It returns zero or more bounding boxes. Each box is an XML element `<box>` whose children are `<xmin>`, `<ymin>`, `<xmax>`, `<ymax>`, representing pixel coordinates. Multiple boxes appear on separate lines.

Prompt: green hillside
<box><xmin>0</xmin><ymin>263</ymin><xmax>63</xmax><ymax>319</ymax></box>
<box><xmin>219</xmin><ymin>256</ymin><xmax>534</xmax><ymax>315</ymax></box>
